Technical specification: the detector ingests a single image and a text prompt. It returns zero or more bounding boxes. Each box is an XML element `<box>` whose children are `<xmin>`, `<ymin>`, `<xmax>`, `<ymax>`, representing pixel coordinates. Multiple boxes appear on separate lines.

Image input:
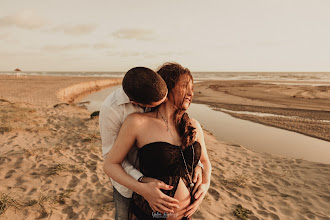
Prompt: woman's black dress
<box><xmin>129</xmin><ymin>141</ymin><xmax>202</xmax><ymax>220</ymax></box>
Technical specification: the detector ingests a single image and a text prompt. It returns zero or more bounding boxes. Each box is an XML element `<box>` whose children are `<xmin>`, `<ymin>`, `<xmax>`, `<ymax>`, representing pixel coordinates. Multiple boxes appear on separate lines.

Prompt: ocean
<box><xmin>1</xmin><ymin>71</ymin><xmax>330</xmax><ymax>83</ymax></box>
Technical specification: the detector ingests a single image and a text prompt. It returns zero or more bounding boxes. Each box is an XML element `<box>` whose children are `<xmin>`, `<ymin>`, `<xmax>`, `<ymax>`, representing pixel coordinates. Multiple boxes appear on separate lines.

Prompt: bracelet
<box><xmin>138</xmin><ymin>175</ymin><xmax>144</xmax><ymax>182</ymax></box>
<box><xmin>197</xmin><ymin>160</ymin><xmax>204</xmax><ymax>170</ymax></box>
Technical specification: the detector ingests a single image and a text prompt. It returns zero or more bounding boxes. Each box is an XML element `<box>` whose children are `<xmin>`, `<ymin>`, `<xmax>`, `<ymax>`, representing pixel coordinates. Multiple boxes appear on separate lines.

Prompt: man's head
<box><xmin>122</xmin><ymin>67</ymin><xmax>168</xmax><ymax>107</ymax></box>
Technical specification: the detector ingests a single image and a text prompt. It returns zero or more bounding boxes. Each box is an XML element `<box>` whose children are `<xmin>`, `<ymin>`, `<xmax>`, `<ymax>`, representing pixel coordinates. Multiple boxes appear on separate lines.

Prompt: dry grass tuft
<box><xmin>0</xmin><ymin>102</ymin><xmax>44</xmax><ymax>133</ymax></box>
<box><xmin>222</xmin><ymin>174</ymin><xmax>247</xmax><ymax>188</ymax></box>
<box><xmin>53</xmin><ymin>189</ymin><xmax>75</xmax><ymax>204</ymax></box>
<box><xmin>0</xmin><ymin>189</ymin><xmax>77</xmax><ymax>216</ymax></box>
<box><xmin>233</xmin><ymin>204</ymin><xmax>252</xmax><ymax>220</ymax></box>
<box><xmin>0</xmin><ymin>193</ymin><xmax>22</xmax><ymax>215</ymax></box>
<box><xmin>47</xmin><ymin>164</ymin><xmax>85</xmax><ymax>176</ymax></box>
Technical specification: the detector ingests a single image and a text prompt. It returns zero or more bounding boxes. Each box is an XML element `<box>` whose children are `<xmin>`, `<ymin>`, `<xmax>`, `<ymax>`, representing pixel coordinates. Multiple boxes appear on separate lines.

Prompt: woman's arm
<box><xmin>103</xmin><ymin>113</ymin><xmax>143</xmax><ymax>193</ymax></box>
<box><xmin>103</xmin><ymin>113</ymin><xmax>180</xmax><ymax>213</ymax></box>
<box><xmin>194</xmin><ymin>119</ymin><xmax>212</xmax><ymax>185</ymax></box>
<box><xmin>184</xmin><ymin>118</ymin><xmax>212</xmax><ymax>218</ymax></box>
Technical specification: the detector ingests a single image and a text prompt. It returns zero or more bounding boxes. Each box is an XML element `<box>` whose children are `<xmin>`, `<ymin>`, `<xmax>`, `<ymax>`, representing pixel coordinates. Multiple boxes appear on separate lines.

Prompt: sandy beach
<box><xmin>0</xmin><ymin>75</ymin><xmax>329</xmax><ymax>220</ymax></box>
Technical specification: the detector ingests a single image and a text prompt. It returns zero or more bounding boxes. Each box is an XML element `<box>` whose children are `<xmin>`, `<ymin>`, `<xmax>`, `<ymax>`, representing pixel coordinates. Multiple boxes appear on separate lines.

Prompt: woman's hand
<box><xmin>139</xmin><ymin>181</ymin><xmax>181</xmax><ymax>214</ymax></box>
<box><xmin>184</xmin><ymin>182</ymin><xmax>209</xmax><ymax>218</ymax></box>
<box><xmin>185</xmin><ymin>118</ymin><xmax>212</xmax><ymax>219</ymax></box>
<box><xmin>191</xmin><ymin>165</ymin><xmax>203</xmax><ymax>195</ymax></box>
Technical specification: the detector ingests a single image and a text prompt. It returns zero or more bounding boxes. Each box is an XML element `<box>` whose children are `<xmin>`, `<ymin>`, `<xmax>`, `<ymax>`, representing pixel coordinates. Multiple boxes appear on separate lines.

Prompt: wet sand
<box><xmin>193</xmin><ymin>80</ymin><xmax>330</xmax><ymax>142</ymax></box>
<box><xmin>0</xmin><ymin>75</ymin><xmax>329</xmax><ymax>219</ymax></box>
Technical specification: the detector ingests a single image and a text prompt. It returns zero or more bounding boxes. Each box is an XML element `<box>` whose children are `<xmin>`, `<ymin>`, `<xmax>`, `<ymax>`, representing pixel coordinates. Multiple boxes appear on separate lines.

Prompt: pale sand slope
<box><xmin>0</xmin><ymin>76</ymin><xmax>329</xmax><ymax>219</ymax></box>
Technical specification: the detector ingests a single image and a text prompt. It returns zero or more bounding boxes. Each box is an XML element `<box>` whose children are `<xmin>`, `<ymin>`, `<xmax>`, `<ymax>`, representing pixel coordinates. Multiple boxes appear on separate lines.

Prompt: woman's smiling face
<box><xmin>170</xmin><ymin>74</ymin><xmax>194</xmax><ymax>111</ymax></box>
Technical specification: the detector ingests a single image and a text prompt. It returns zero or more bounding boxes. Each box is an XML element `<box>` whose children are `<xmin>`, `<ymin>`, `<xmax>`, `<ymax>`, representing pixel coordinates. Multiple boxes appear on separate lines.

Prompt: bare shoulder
<box><xmin>189</xmin><ymin>117</ymin><xmax>202</xmax><ymax>130</ymax></box>
<box><xmin>123</xmin><ymin>112</ymin><xmax>151</xmax><ymax>128</ymax></box>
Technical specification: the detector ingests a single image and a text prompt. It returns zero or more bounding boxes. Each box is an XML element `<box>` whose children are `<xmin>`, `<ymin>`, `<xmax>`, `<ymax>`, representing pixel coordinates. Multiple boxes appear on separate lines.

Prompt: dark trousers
<box><xmin>113</xmin><ymin>186</ymin><xmax>131</xmax><ymax>220</ymax></box>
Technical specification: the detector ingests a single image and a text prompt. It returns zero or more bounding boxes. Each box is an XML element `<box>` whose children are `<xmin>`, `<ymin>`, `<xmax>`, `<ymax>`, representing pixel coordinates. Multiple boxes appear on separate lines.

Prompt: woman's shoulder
<box><xmin>124</xmin><ymin>112</ymin><xmax>154</xmax><ymax>127</ymax></box>
<box><xmin>125</xmin><ymin>112</ymin><xmax>147</xmax><ymax>122</ymax></box>
<box><xmin>189</xmin><ymin>117</ymin><xmax>201</xmax><ymax>129</ymax></box>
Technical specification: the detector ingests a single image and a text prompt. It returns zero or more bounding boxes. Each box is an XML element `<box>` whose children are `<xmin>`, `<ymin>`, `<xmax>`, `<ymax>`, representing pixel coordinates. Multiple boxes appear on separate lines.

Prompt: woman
<box><xmin>104</xmin><ymin>63</ymin><xmax>211</xmax><ymax>219</ymax></box>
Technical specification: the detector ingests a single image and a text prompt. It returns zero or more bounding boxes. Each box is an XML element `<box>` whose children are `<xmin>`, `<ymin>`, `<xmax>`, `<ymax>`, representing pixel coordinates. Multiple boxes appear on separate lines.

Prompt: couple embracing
<box><xmin>100</xmin><ymin>62</ymin><xmax>212</xmax><ymax>220</ymax></box>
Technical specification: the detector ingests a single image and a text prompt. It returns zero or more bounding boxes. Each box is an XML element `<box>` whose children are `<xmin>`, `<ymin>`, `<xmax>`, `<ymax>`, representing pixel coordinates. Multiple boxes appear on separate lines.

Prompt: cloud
<box><xmin>106</xmin><ymin>50</ymin><xmax>142</xmax><ymax>57</ymax></box>
<box><xmin>93</xmin><ymin>42</ymin><xmax>116</xmax><ymax>49</ymax></box>
<box><xmin>106</xmin><ymin>49</ymin><xmax>186</xmax><ymax>58</ymax></box>
<box><xmin>112</xmin><ymin>28</ymin><xmax>157</xmax><ymax>41</ymax></box>
<box><xmin>52</xmin><ymin>24</ymin><xmax>97</xmax><ymax>35</ymax></box>
<box><xmin>255</xmin><ymin>41</ymin><xmax>283</xmax><ymax>47</ymax></box>
<box><xmin>0</xmin><ymin>32</ymin><xmax>11</xmax><ymax>40</ymax></box>
<box><xmin>0</xmin><ymin>10</ymin><xmax>46</xmax><ymax>29</ymax></box>
<box><xmin>42</xmin><ymin>43</ymin><xmax>90</xmax><ymax>51</ymax></box>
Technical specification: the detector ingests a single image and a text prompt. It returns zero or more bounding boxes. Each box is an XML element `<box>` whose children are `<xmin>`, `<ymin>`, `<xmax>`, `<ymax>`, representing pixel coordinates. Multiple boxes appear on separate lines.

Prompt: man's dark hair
<box><xmin>122</xmin><ymin>67</ymin><xmax>167</xmax><ymax>104</ymax></box>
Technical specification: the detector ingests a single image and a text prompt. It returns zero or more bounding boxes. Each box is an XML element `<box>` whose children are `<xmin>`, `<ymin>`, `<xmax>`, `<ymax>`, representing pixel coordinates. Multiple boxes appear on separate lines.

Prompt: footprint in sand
<box><xmin>84</xmin><ymin>189</ymin><xmax>93</xmax><ymax>198</ymax></box>
<box><xmin>62</xmin><ymin>206</ymin><xmax>79</xmax><ymax>219</ymax></box>
<box><xmin>100</xmin><ymin>187</ymin><xmax>110</xmax><ymax>194</ymax></box>
<box><xmin>5</xmin><ymin>170</ymin><xmax>15</xmax><ymax>178</ymax></box>
<box><xmin>243</xmin><ymin>195</ymin><xmax>252</xmax><ymax>202</ymax></box>
<box><xmin>80</xmin><ymin>173</ymin><xmax>87</xmax><ymax>179</ymax></box>
<box><xmin>256</xmin><ymin>210</ymin><xmax>269</xmax><ymax>218</ymax></box>
<box><xmin>14</xmin><ymin>176</ymin><xmax>25</xmax><ymax>187</ymax></box>
<box><xmin>86</xmin><ymin>162</ymin><xmax>97</xmax><ymax>171</ymax></box>
<box><xmin>71</xmin><ymin>199</ymin><xmax>79</xmax><ymax>208</ymax></box>
<box><xmin>268</xmin><ymin>206</ymin><xmax>277</xmax><ymax>212</ymax></box>
<box><xmin>91</xmin><ymin>174</ymin><xmax>99</xmax><ymax>183</ymax></box>
<box><xmin>268</xmin><ymin>212</ymin><xmax>280</xmax><ymax>220</ymax></box>
<box><xmin>0</xmin><ymin>156</ymin><xmax>12</xmax><ymax>165</ymax></box>
<box><xmin>90</xmin><ymin>153</ymin><xmax>100</xmax><ymax>161</ymax></box>
<box><xmin>210</xmin><ymin>179</ymin><xmax>217</xmax><ymax>187</ymax></box>
<box><xmin>14</xmin><ymin>157</ymin><xmax>24</xmax><ymax>168</ymax></box>
<box><xmin>208</xmin><ymin>188</ymin><xmax>220</xmax><ymax>201</ymax></box>
<box><xmin>28</xmin><ymin>188</ymin><xmax>37</xmax><ymax>196</ymax></box>
<box><xmin>68</xmin><ymin>176</ymin><xmax>79</xmax><ymax>188</ymax></box>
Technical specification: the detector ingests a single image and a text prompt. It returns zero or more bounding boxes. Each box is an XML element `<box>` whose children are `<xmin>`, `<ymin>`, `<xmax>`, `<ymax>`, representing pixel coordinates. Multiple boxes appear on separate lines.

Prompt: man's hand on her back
<box><xmin>139</xmin><ymin>178</ymin><xmax>180</xmax><ymax>214</ymax></box>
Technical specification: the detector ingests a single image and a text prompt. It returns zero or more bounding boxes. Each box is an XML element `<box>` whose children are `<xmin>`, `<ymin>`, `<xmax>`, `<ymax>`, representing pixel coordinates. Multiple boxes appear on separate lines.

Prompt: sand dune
<box><xmin>0</xmin><ymin>76</ymin><xmax>329</xmax><ymax>219</ymax></box>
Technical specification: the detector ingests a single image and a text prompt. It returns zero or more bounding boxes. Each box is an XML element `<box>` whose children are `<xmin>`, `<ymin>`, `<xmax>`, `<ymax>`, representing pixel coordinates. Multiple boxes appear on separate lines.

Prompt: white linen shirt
<box><xmin>99</xmin><ymin>87</ymin><xmax>144</xmax><ymax>198</ymax></box>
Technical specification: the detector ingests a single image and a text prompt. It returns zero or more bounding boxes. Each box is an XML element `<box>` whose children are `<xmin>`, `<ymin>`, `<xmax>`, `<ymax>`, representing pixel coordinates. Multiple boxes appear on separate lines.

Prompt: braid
<box><xmin>175</xmin><ymin>111</ymin><xmax>196</xmax><ymax>149</ymax></box>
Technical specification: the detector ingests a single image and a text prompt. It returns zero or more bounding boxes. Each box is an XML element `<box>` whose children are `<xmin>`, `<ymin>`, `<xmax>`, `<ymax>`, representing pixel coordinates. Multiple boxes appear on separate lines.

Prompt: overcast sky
<box><xmin>1</xmin><ymin>0</ymin><xmax>330</xmax><ymax>72</ymax></box>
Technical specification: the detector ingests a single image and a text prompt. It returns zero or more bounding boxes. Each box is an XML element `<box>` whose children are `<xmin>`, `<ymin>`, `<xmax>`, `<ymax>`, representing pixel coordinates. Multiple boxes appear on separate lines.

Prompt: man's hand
<box><xmin>139</xmin><ymin>179</ymin><xmax>180</xmax><ymax>214</ymax></box>
<box><xmin>192</xmin><ymin>165</ymin><xmax>203</xmax><ymax>195</ymax></box>
<box><xmin>184</xmin><ymin>182</ymin><xmax>209</xmax><ymax>218</ymax></box>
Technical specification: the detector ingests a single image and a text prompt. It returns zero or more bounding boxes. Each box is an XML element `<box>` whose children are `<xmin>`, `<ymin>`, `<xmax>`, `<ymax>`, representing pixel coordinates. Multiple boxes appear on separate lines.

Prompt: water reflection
<box><xmin>187</xmin><ymin>103</ymin><xmax>330</xmax><ymax>164</ymax></box>
<box><xmin>79</xmin><ymin>86</ymin><xmax>330</xmax><ymax>164</ymax></box>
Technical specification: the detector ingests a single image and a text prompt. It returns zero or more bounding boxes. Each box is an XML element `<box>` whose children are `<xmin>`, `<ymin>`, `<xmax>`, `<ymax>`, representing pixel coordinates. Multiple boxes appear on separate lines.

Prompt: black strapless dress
<box><xmin>128</xmin><ymin>141</ymin><xmax>202</xmax><ymax>220</ymax></box>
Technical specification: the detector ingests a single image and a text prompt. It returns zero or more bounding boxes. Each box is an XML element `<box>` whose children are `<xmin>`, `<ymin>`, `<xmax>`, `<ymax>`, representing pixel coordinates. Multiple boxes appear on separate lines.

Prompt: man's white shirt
<box><xmin>99</xmin><ymin>87</ymin><xmax>144</xmax><ymax>198</ymax></box>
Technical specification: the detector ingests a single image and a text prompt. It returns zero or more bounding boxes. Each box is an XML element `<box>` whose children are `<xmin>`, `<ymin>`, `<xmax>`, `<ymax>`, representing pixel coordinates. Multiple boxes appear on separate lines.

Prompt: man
<box><xmin>100</xmin><ymin>67</ymin><xmax>203</xmax><ymax>220</ymax></box>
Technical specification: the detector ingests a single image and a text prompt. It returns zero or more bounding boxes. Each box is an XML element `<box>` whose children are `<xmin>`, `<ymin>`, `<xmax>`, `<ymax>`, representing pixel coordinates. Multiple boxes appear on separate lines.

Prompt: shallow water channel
<box><xmin>78</xmin><ymin>86</ymin><xmax>330</xmax><ymax>164</ymax></box>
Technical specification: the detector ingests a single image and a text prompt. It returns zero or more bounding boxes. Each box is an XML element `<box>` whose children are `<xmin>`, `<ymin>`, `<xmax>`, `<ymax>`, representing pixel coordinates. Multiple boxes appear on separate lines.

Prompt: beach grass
<box><xmin>0</xmin><ymin>193</ymin><xmax>22</xmax><ymax>215</ymax></box>
<box><xmin>46</xmin><ymin>164</ymin><xmax>85</xmax><ymax>176</ymax></box>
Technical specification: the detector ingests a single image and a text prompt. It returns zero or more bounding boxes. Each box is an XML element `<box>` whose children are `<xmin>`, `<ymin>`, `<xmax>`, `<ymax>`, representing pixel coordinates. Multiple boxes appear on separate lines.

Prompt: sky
<box><xmin>1</xmin><ymin>0</ymin><xmax>330</xmax><ymax>72</ymax></box>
